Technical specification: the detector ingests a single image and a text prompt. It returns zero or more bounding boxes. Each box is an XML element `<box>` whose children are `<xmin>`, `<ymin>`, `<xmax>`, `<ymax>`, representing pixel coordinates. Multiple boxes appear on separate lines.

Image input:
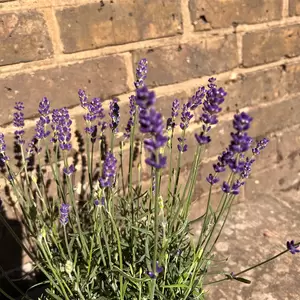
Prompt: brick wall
<box><xmin>1</xmin><ymin>0</ymin><xmax>300</xmax><ymax>228</ymax></box>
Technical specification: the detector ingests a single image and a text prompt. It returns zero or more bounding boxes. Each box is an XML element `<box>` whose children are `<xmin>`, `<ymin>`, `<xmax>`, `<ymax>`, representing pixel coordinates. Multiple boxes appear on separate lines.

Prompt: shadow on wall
<box><xmin>0</xmin><ymin>139</ymin><xmax>46</xmax><ymax>300</ymax></box>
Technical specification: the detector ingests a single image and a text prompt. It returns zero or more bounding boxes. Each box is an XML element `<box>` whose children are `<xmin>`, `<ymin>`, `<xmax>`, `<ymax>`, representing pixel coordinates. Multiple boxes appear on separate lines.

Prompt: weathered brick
<box><xmin>242</xmin><ymin>25</ymin><xmax>300</xmax><ymax>67</ymax></box>
<box><xmin>0</xmin><ymin>11</ymin><xmax>53</xmax><ymax>66</ymax></box>
<box><xmin>189</xmin><ymin>0</ymin><xmax>282</xmax><ymax>31</ymax></box>
<box><xmin>249</xmin><ymin>96</ymin><xmax>300</xmax><ymax>138</ymax></box>
<box><xmin>133</xmin><ymin>35</ymin><xmax>238</xmax><ymax>87</ymax></box>
<box><xmin>245</xmin><ymin>158</ymin><xmax>300</xmax><ymax>197</ymax></box>
<box><xmin>56</xmin><ymin>1</ymin><xmax>182</xmax><ymax>53</ymax></box>
<box><xmin>224</xmin><ymin>67</ymin><xmax>284</xmax><ymax>111</ymax></box>
<box><xmin>285</xmin><ymin>62</ymin><xmax>300</xmax><ymax>94</ymax></box>
<box><xmin>289</xmin><ymin>0</ymin><xmax>300</xmax><ymax>15</ymax></box>
<box><xmin>0</xmin><ymin>56</ymin><xmax>129</xmax><ymax>125</ymax></box>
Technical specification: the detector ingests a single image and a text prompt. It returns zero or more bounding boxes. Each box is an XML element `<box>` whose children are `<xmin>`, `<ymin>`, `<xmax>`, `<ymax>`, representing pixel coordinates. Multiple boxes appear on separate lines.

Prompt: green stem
<box><xmin>205</xmin><ymin>243</ymin><xmax>298</xmax><ymax>286</ymax></box>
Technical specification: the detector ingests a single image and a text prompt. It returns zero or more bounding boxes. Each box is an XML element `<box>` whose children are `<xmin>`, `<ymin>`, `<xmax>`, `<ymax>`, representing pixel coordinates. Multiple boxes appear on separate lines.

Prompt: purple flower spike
<box><xmin>99</xmin><ymin>151</ymin><xmax>117</xmax><ymax>188</ymax></box>
<box><xmin>145</xmin><ymin>153</ymin><xmax>167</xmax><ymax>169</ymax></box>
<box><xmin>172</xmin><ymin>99</ymin><xmax>180</xmax><ymax>118</ymax></box>
<box><xmin>135</xmin><ymin>58</ymin><xmax>148</xmax><ymax>88</ymax></box>
<box><xmin>222</xmin><ymin>182</ymin><xmax>231</xmax><ymax>193</ymax></box>
<box><xmin>213</xmin><ymin>163</ymin><xmax>226</xmax><ymax>173</ymax></box>
<box><xmin>109</xmin><ymin>99</ymin><xmax>120</xmax><ymax>133</ymax></box>
<box><xmin>206</xmin><ymin>174</ymin><xmax>219</xmax><ymax>185</ymax></box>
<box><xmin>124</xmin><ymin>95</ymin><xmax>136</xmax><ymax>138</ymax></box>
<box><xmin>195</xmin><ymin>132</ymin><xmax>211</xmax><ymax>145</ymax></box>
<box><xmin>63</xmin><ymin>165</ymin><xmax>76</xmax><ymax>176</ymax></box>
<box><xmin>0</xmin><ymin>133</ymin><xmax>7</xmax><ymax>154</ymax></box>
<box><xmin>252</xmin><ymin>138</ymin><xmax>269</xmax><ymax>155</ymax></box>
<box><xmin>14</xmin><ymin>102</ymin><xmax>24</xmax><ymax>111</ymax></box>
<box><xmin>145</xmin><ymin>270</ymin><xmax>156</xmax><ymax>279</ymax></box>
<box><xmin>146</xmin><ymin>261</ymin><xmax>163</xmax><ymax>279</ymax></box>
<box><xmin>51</xmin><ymin>108</ymin><xmax>72</xmax><ymax>151</ymax></box>
<box><xmin>136</xmin><ymin>86</ymin><xmax>156</xmax><ymax>109</ymax></box>
<box><xmin>78</xmin><ymin>89</ymin><xmax>89</xmax><ymax>108</ymax></box>
<box><xmin>59</xmin><ymin>203</ymin><xmax>70</xmax><ymax>226</ymax></box>
<box><xmin>35</xmin><ymin>98</ymin><xmax>51</xmax><ymax>141</ymax></box>
<box><xmin>287</xmin><ymin>240</ymin><xmax>300</xmax><ymax>254</ymax></box>
<box><xmin>233</xmin><ymin>112</ymin><xmax>253</xmax><ymax>132</ymax></box>
<box><xmin>13</xmin><ymin>102</ymin><xmax>25</xmax><ymax>145</ymax></box>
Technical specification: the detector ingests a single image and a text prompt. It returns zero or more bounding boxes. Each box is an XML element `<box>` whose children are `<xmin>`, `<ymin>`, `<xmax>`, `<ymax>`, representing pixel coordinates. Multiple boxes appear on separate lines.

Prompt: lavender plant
<box><xmin>0</xmin><ymin>59</ymin><xmax>298</xmax><ymax>300</ymax></box>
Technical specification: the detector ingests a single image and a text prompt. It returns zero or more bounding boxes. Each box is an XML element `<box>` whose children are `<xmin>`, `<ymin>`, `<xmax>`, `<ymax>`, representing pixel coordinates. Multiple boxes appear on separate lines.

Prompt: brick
<box><xmin>248</xmin><ymin>96</ymin><xmax>300</xmax><ymax>138</ymax></box>
<box><xmin>189</xmin><ymin>0</ymin><xmax>282</xmax><ymax>30</ymax></box>
<box><xmin>242</xmin><ymin>25</ymin><xmax>300</xmax><ymax>67</ymax></box>
<box><xmin>0</xmin><ymin>11</ymin><xmax>53</xmax><ymax>66</ymax></box>
<box><xmin>245</xmin><ymin>158</ymin><xmax>300</xmax><ymax>197</ymax></box>
<box><xmin>0</xmin><ymin>55</ymin><xmax>129</xmax><ymax>125</ymax></box>
<box><xmin>285</xmin><ymin>62</ymin><xmax>300</xmax><ymax>94</ymax></box>
<box><xmin>224</xmin><ymin>67</ymin><xmax>284</xmax><ymax>112</ymax></box>
<box><xmin>56</xmin><ymin>1</ymin><xmax>182</xmax><ymax>53</ymax></box>
<box><xmin>133</xmin><ymin>35</ymin><xmax>238</xmax><ymax>87</ymax></box>
<box><xmin>289</xmin><ymin>0</ymin><xmax>300</xmax><ymax>15</ymax></box>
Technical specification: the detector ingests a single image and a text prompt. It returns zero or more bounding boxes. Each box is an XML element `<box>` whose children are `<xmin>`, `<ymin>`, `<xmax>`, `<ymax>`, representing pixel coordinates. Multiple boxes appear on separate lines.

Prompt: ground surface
<box><xmin>199</xmin><ymin>191</ymin><xmax>300</xmax><ymax>300</ymax></box>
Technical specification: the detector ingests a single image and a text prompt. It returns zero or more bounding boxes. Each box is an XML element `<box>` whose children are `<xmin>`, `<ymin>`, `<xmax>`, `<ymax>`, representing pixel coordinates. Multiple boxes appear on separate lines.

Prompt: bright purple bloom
<box><xmin>233</xmin><ymin>112</ymin><xmax>253</xmax><ymax>132</ymax></box>
<box><xmin>145</xmin><ymin>153</ymin><xmax>167</xmax><ymax>169</ymax></box>
<box><xmin>195</xmin><ymin>78</ymin><xmax>226</xmax><ymax>145</ymax></box>
<box><xmin>94</xmin><ymin>197</ymin><xmax>105</xmax><ymax>206</ymax></box>
<box><xmin>35</xmin><ymin>97</ymin><xmax>51</xmax><ymax>140</ymax></box>
<box><xmin>78</xmin><ymin>89</ymin><xmax>89</xmax><ymax>108</ymax></box>
<box><xmin>213</xmin><ymin>162</ymin><xmax>226</xmax><ymax>173</ymax></box>
<box><xmin>252</xmin><ymin>138</ymin><xmax>269</xmax><ymax>155</ymax></box>
<box><xmin>59</xmin><ymin>203</ymin><xmax>70</xmax><ymax>226</ymax></box>
<box><xmin>146</xmin><ymin>261</ymin><xmax>163</xmax><ymax>279</ymax></box>
<box><xmin>241</xmin><ymin>157</ymin><xmax>255</xmax><ymax>179</ymax></box>
<box><xmin>195</xmin><ymin>132</ymin><xmax>211</xmax><ymax>145</ymax></box>
<box><xmin>231</xmin><ymin>180</ymin><xmax>244</xmax><ymax>195</ymax></box>
<box><xmin>51</xmin><ymin>108</ymin><xmax>72</xmax><ymax>151</ymax></box>
<box><xmin>229</xmin><ymin>132</ymin><xmax>253</xmax><ymax>154</ymax></box>
<box><xmin>287</xmin><ymin>240</ymin><xmax>300</xmax><ymax>254</ymax></box>
<box><xmin>63</xmin><ymin>164</ymin><xmax>76</xmax><ymax>176</ymax></box>
<box><xmin>99</xmin><ymin>151</ymin><xmax>117</xmax><ymax>188</ymax></box>
<box><xmin>172</xmin><ymin>99</ymin><xmax>180</xmax><ymax>118</ymax></box>
<box><xmin>180</xmin><ymin>104</ymin><xmax>193</xmax><ymax>130</ymax></box>
<box><xmin>13</xmin><ymin>102</ymin><xmax>25</xmax><ymax>145</ymax></box>
<box><xmin>222</xmin><ymin>182</ymin><xmax>231</xmax><ymax>193</ymax></box>
<box><xmin>0</xmin><ymin>133</ymin><xmax>7</xmax><ymax>154</ymax></box>
<box><xmin>83</xmin><ymin>97</ymin><xmax>105</xmax><ymax>136</ymax></box>
<box><xmin>135</xmin><ymin>58</ymin><xmax>148</xmax><ymax>89</ymax></box>
<box><xmin>136</xmin><ymin>86</ymin><xmax>156</xmax><ymax>109</ymax></box>
<box><xmin>206</xmin><ymin>174</ymin><xmax>219</xmax><ymax>185</ymax></box>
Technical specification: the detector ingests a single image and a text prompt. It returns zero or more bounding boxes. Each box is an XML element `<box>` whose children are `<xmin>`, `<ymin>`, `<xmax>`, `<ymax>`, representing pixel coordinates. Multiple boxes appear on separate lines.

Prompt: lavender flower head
<box><xmin>124</xmin><ymin>95</ymin><xmax>136</xmax><ymax>138</ymax></box>
<box><xmin>13</xmin><ymin>102</ymin><xmax>25</xmax><ymax>145</ymax></box>
<box><xmin>51</xmin><ymin>108</ymin><xmax>72</xmax><ymax>151</ymax></box>
<box><xmin>63</xmin><ymin>164</ymin><xmax>76</xmax><ymax>176</ymax></box>
<box><xmin>35</xmin><ymin>97</ymin><xmax>51</xmax><ymax>141</ymax></box>
<box><xmin>146</xmin><ymin>261</ymin><xmax>163</xmax><ymax>279</ymax></box>
<box><xmin>136</xmin><ymin>85</ymin><xmax>156</xmax><ymax>109</ymax></box>
<box><xmin>195</xmin><ymin>78</ymin><xmax>226</xmax><ymax>145</ymax></box>
<box><xmin>60</xmin><ymin>203</ymin><xmax>70</xmax><ymax>226</ymax></box>
<box><xmin>84</xmin><ymin>97</ymin><xmax>105</xmax><ymax>136</ymax></box>
<box><xmin>99</xmin><ymin>151</ymin><xmax>117</xmax><ymax>188</ymax></box>
<box><xmin>109</xmin><ymin>99</ymin><xmax>120</xmax><ymax>133</ymax></box>
<box><xmin>134</xmin><ymin>58</ymin><xmax>148</xmax><ymax>89</ymax></box>
<box><xmin>287</xmin><ymin>240</ymin><xmax>300</xmax><ymax>254</ymax></box>
<box><xmin>78</xmin><ymin>89</ymin><xmax>88</xmax><ymax>108</ymax></box>
<box><xmin>136</xmin><ymin>85</ymin><xmax>167</xmax><ymax>169</ymax></box>
<box><xmin>0</xmin><ymin>133</ymin><xmax>9</xmax><ymax>163</ymax></box>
